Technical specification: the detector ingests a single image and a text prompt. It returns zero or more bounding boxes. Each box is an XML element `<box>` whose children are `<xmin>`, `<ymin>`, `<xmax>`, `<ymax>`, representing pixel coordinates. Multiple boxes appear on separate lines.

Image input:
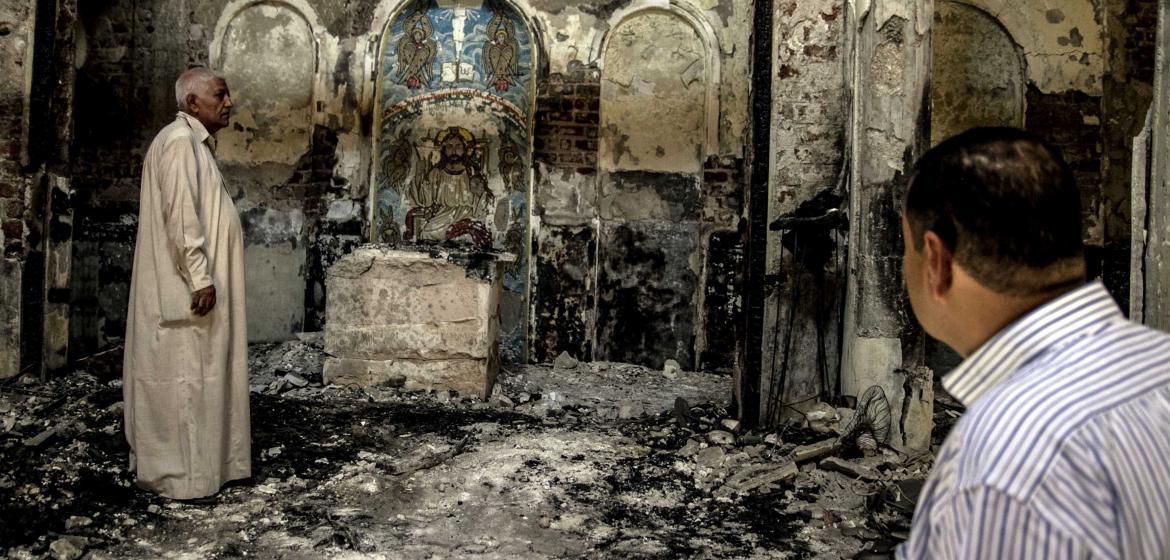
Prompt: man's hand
<box><xmin>191</xmin><ymin>285</ymin><xmax>216</xmax><ymax>316</ymax></box>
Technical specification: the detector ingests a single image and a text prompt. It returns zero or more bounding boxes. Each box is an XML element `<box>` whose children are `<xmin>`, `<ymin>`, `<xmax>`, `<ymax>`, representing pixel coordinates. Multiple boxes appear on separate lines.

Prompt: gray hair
<box><xmin>174</xmin><ymin>67</ymin><xmax>223</xmax><ymax>111</ymax></box>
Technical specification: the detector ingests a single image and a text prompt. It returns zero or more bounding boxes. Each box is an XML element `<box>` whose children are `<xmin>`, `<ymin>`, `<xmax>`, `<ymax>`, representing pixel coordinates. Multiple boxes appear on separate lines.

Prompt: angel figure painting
<box><xmin>402</xmin><ymin>127</ymin><xmax>494</xmax><ymax>248</ymax></box>
<box><xmin>396</xmin><ymin>8</ymin><xmax>437</xmax><ymax>89</ymax></box>
<box><xmin>483</xmin><ymin>13</ymin><xmax>519</xmax><ymax>93</ymax></box>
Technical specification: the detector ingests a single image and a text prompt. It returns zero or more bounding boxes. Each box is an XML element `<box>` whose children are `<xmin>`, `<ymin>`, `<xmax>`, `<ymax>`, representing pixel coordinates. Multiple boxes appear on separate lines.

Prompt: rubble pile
<box><xmin>0</xmin><ymin>341</ymin><xmax>953</xmax><ymax>559</ymax></box>
<box><xmin>495</xmin><ymin>353</ymin><xmax>729</xmax><ymax>422</ymax></box>
<box><xmin>248</xmin><ymin>334</ymin><xmax>326</xmax><ymax>396</ymax></box>
<box><xmin>0</xmin><ymin>360</ymin><xmax>151</xmax><ymax>560</ymax></box>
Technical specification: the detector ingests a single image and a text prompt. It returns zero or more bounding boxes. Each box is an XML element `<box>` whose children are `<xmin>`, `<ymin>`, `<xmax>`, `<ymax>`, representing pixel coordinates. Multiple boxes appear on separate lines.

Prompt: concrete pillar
<box><xmin>760</xmin><ymin>0</ymin><xmax>850</xmax><ymax>425</ymax></box>
<box><xmin>1132</xmin><ymin>0</ymin><xmax>1170</xmax><ymax>329</ymax></box>
<box><xmin>41</xmin><ymin>173</ymin><xmax>73</xmax><ymax>371</ymax></box>
<box><xmin>841</xmin><ymin>0</ymin><xmax>934</xmax><ymax>451</ymax></box>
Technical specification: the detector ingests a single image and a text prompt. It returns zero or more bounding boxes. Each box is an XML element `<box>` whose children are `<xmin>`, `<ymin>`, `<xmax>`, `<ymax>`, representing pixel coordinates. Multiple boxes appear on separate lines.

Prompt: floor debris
<box><xmin>0</xmin><ymin>340</ymin><xmax>960</xmax><ymax>559</ymax></box>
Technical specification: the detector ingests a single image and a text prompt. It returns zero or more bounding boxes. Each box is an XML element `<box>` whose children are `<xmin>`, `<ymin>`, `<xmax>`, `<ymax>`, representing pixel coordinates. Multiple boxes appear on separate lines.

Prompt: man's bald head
<box><xmin>174</xmin><ymin>67</ymin><xmax>233</xmax><ymax>134</ymax></box>
<box><xmin>175</xmin><ymin>67</ymin><xmax>221</xmax><ymax>111</ymax></box>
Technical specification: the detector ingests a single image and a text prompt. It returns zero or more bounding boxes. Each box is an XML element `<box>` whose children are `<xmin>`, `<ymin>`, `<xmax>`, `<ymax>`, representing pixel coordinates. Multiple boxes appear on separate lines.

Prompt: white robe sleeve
<box><xmin>157</xmin><ymin>135</ymin><xmax>213</xmax><ymax>292</ymax></box>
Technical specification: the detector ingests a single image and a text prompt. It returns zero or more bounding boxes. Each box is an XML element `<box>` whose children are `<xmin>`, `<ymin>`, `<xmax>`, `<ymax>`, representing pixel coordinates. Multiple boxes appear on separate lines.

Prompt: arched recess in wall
<box><xmin>209</xmin><ymin>0</ymin><xmax>321</xmax><ymax>342</ymax></box>
<box><xmin>595</xmin><ymin>4</ymin><xmax>719</xmax><ymax>368</ymax></box>
<box><xmin>370</xmin><ymin>0</ymin><xmax>538</xmax><ymax>363</ymax></box>
<box><xmin>211</xmin><ymin>0</ymin><xmax>319</xmax><ymax>164</ymax></box>
<box><xmin>931</xmin><ymin>0</ymin><xmax>1026</xmax><ymax>145</ymax></box>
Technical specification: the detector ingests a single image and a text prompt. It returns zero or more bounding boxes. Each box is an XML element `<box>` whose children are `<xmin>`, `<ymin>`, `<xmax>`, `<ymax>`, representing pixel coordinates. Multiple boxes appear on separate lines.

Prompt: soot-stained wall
<box><xmin>762</xmin><ymin>0</ymin><xmax>848</xmax><ymax>419</ymax></box>
<box><xmin>0</xmin><ymin>0</ymin><xmax>35</xmax><ymax>377</ymax></box>
<box><xmin>62</xmin><ymin>0</ymin><xmax>753</xmax><ymax>368</ymax></box>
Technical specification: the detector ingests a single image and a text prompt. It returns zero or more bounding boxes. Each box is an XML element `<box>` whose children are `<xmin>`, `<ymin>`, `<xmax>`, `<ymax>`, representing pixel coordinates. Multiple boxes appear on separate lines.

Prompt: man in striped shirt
<box><xmin>896</xmin><ymin>127</ymin><xmax>1170</xmax><ymax>559</ymax></box>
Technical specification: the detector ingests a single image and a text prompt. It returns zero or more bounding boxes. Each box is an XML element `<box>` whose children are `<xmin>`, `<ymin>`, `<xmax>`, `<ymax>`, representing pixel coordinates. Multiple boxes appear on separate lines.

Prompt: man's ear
<box><xmin>922</xmin><ymin>230</ymin><xmax>953</xmax><ymax>299</ymax></box>
<box><xmin>185</xmin><ymin>93</ymin><xmax>198</xmax><ymax>113</ymax></box>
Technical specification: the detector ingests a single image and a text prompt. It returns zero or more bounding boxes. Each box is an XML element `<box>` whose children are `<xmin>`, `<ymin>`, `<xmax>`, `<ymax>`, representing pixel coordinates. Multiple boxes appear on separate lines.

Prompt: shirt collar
<box><xmin>941</xmin><ymin>281</ymin><xmax>1122</xmax><ymax>407</ymax></box>
<box><xmin>177</xmin><ymin>111</ymin><xmax>211</xmax><ymax>145</ymax></box>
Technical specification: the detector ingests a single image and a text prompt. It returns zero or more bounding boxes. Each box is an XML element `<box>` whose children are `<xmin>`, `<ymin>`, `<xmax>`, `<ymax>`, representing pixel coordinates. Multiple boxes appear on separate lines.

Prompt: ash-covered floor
<box><xmin>0</xmin><ymin>338</ymin><xmax>958</xmax><ymax>559</ymax></box>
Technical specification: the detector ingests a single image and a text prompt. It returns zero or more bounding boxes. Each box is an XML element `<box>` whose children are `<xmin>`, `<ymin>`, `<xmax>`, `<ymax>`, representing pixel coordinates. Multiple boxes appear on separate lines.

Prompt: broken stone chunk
<box><xmin>663</xmin><ymin>359</ymin><xmax>681</xmax><ymax>379</ymax></box>
<box><xmin>295</xmin><ymin>331</ymin><xmax>324</xmax><ymax>344</ymax></box>
<box><xmin>676</xmin><ymin>439</ymin><xmax>702</xmax><ymax>457</ymax></box>
<box><xmin>553</xmin><ymin>352</ymin><xmax>579</xmax><ymax>370</ymax></box>
<box><xmin>23</xmin><ymin>425</ymin><xmax>59</xmax><ymax>447</ymax></box>
<box><xmin>720</xmin><ymin>419</ymin><xmax>741</xmax><ymax>433</ymax></box>
<box><xmin>793</xmin><ymin>438</ymin><xmax>838</xmax><ymax>463</ymax></box>
<box><xmin>696</xmin><ymin>446</ymin><xmax>726</xmax><ymax>468</ymax></box>
<box><xmin>64</xmin><ymin>516</ymin><xmax>92</xmax><ymax>531</ymax></box>
<box><xmin>819</xmin><ymin>456</ymin><xmax>880</xmax><ymax>481</ymax></box>
<box><xmin>618</xmin><ymin>401</ymin><xmax>644</xmax><ymax>419</ymax></box>
<box><xmin>806</xmin><ymin>402</ymin><xmax>839</xmax><ymax>434</ymax></box>
<box><xmin>707</xmin><ymin>430</ymin><xmax>735</xmax><ymax>446</ymax></box>
<box><xmin>49</xmin><ymin>536</ymin><xmax>86</xmax><ymax>560</ymax></box>
<box><xmin>720</xmin><ymin>461</ymin><xmax>799</xmax><ymax>495</ymax></box>
<box><xmin>284</xmin><ymin>373</ymin><xmax>309</xmax><ymax>388</ymax></box>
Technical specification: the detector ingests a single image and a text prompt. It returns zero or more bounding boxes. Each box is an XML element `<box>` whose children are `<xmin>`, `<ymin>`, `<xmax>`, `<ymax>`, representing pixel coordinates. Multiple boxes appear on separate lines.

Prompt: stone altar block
<box><xmin>323</xmin><ymin>245</ymin><xmax>515</xmax><ymax>399</ymax></box>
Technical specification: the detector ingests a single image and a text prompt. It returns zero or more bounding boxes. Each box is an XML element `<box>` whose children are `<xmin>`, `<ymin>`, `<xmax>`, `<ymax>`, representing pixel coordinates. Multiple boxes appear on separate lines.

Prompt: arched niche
<box><xmin>594</xmin><ymin>7</ymin><xmax>715</xmax><ymax>368</ymax></box>
<box><xmin>931</xmin><ymin>0</ymin><xmax>1026</xmax><ymax>145</ymax></box>
<box><xmin>952</xmin><ymin>0</ymin><xmax>1102</xmax><ymax>95</ymax></box>
<box><xmin>600</xmin><ymin>10</ymin><xmax>706</xmax><ymax>174</ymax></box>
<box><xmin>210</xmin><ymin>0</ymin><xmax>319</xmax><ymax>165</ymax></box>
<box><xmin>371</xmin><ymin>0</ymin><xmax>537</xmax><ymax>363</ymax></box>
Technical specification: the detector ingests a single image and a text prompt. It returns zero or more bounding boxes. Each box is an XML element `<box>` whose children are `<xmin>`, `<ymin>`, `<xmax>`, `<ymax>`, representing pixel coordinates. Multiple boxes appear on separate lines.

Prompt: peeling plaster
<box><xmin>931</xmin><ymin>1</ymin><xmax>1025</xmax><ymax>145</ymax></box>
<box><xmin>959</xmin><ymin>0</ymin><xmax>1104</xmax><ymax>94</ymax></box>
<box><xmin>600</xmin><ymin>11</ymin><xmax>707</xmax><ymax>173</ymax></box>
<box><xmin>215</xmin><ymin>4</ymin><xmax>316</xmax><ymax>165</ymax></box>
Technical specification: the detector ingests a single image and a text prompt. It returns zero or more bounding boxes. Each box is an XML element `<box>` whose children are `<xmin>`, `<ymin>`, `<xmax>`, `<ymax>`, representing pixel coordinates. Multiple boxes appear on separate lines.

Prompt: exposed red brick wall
<box><xmin>702</xmin><ymin>155</ymin><xmax>744</xmax><ymax>224</ymax></box>
<box><xmin>533</xmin><ymin>61</ymin><xmax>599</xmax><ymax>175</ymax></box>
<box><xmin>1122</xmin><ymin>0</ymin><xmax>1158</xmax><ymax>82</ymax></box>
<box><xmin>1025</xmin><ymin>86</ymin><xmax>1102</xmax><ymax>244</ymax></box>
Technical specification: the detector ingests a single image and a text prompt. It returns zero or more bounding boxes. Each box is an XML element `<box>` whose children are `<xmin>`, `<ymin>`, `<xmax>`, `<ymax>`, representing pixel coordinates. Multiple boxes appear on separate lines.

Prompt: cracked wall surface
<box><xmin>962</xmin><ymin>0</ymin><xmax>1104</xmax><ymax>95</ymax></box>
<box><xmin>599</xmin><ymin>12</ymin><xmax>706</xmax><ymax>174</ymax></box>
<box><xmin>930</xmin><ymin>1</ymin><xmax>1025</xmax><ymax>145</ymax></box>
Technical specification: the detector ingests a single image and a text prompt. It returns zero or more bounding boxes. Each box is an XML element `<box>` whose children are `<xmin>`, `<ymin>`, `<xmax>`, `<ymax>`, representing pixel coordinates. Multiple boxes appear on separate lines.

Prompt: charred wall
<box><xmin>0</xmin><ymin>0</ymin><xmax>34</xmax><ymax>377</ymax></box>
<box><xmin>56</xmin><ymin>0</ymin><xmax>752</xmax><ymax>369</ymax></box>
<box><xmin>761</xmin><ymin>0</ymin><xmax>848</xmax><ymax>420</ymax></box>
<box><xmin>1101</xmin><ymin>0</ymin><xmax>1158</xmax><ymax>306</ymax></box>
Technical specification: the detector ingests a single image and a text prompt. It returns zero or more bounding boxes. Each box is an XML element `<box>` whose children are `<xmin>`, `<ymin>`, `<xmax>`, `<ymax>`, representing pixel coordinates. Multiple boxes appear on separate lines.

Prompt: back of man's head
<box><xmin>904</xmin><ymin>127</ymin><xmax>1085</xmax><ymax>295</ymax></box>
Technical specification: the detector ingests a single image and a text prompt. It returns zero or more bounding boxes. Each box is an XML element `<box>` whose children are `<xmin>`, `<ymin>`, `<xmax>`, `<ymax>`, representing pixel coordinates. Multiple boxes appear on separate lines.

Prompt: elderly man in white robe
<box><xmin>122</xmin><ymin>67</ymin><xmax>250</xmax><ymax>500</ymax></box>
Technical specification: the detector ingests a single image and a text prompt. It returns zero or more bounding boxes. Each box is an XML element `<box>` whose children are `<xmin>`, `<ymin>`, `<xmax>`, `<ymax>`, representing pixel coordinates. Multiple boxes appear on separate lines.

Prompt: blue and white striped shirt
<box><xmin>898</xmin><ymin>282</ymin><xmax>1170</xmax><ymax>559</ymax></box>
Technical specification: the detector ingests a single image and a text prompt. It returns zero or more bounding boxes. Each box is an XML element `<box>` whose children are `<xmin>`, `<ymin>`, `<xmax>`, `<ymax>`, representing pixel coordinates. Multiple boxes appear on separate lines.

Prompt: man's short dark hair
<box><xmin>904</xmin><ymin>127</ymin><xmax>1085</xmax><ymax>295</ymax></box>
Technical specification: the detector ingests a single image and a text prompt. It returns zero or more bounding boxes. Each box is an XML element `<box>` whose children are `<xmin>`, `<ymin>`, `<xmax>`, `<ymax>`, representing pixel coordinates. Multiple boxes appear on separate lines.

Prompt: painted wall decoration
<box><xmin>373</xmin><ymin>0</ymin><xmax>535</xmax><ymax>362</ymax></box>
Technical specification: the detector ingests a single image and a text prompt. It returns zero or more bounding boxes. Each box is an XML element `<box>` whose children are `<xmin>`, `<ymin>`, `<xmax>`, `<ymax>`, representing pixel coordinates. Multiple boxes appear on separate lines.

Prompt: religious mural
<box><xmin>374</xmin><ymin>0</ymin><xmax>534</xmax><ymax>361</ymax></box>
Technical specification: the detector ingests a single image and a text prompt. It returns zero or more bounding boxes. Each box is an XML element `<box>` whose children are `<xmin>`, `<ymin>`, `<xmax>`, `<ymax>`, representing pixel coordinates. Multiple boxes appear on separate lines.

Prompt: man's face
<box><xmin>440</xmin><ymin>136</ymin><xmax>466</xmax><ymax>162</ymax></box>
<box><xmin>188</xmin><ymin>77</ymin><xmax>233</xmax><ymax>134</ymax></box>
